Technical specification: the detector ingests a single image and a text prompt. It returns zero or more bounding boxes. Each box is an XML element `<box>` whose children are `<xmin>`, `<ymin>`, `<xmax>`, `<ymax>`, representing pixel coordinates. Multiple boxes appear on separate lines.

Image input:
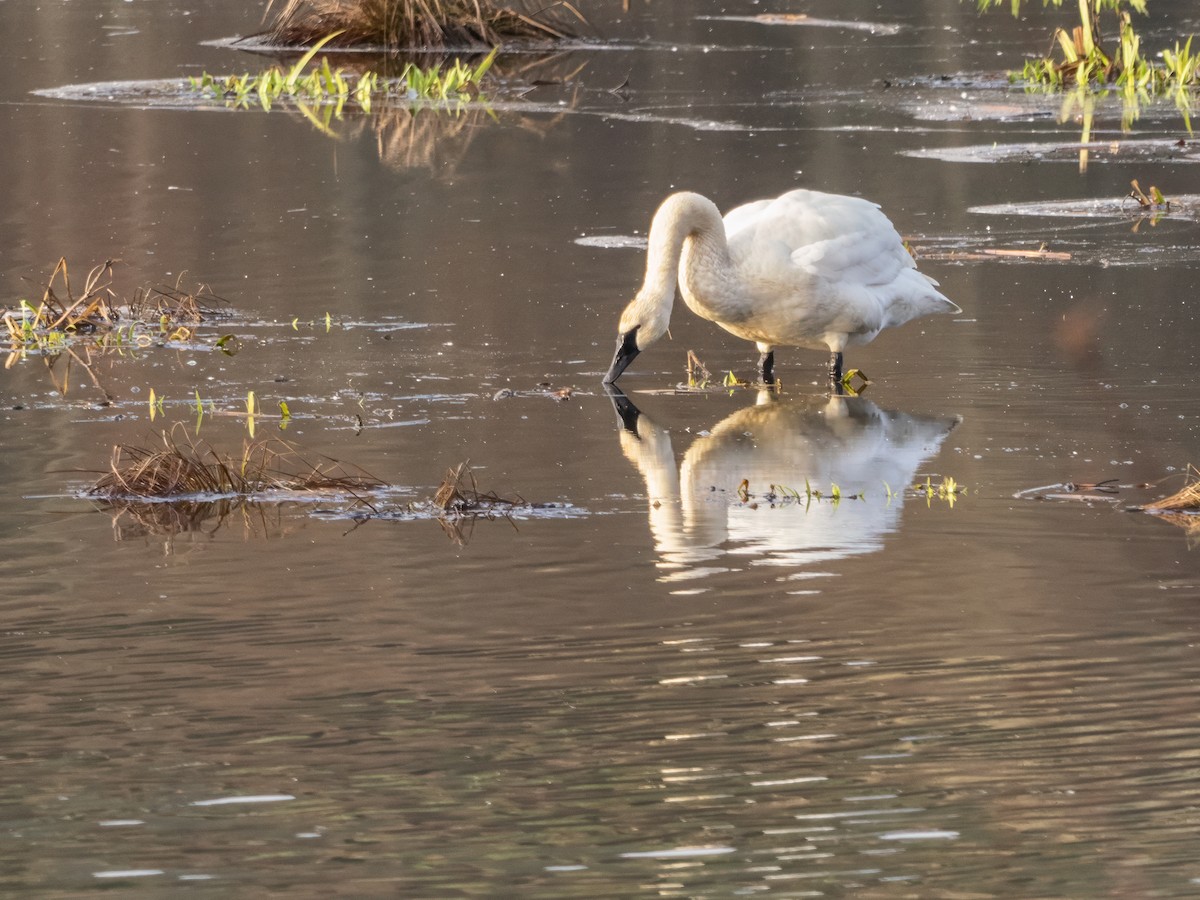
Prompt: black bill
<box><xmin>602</xmin><ymin>328</ymin><xmax>640</xmax><ymax>384</ymax></box>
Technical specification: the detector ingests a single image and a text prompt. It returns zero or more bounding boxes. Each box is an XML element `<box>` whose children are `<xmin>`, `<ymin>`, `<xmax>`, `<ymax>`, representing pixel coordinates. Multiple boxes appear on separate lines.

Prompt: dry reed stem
<box><xmin>37</xmin><ymin>258</ymin><xmax>118</xmax><ymax>331</ymax></box>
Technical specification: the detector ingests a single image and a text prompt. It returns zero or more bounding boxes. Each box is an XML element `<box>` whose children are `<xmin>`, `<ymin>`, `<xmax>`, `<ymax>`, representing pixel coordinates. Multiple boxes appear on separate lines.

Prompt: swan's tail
<box><xmin>882</xmin><ymin>271</ymin><xmax>961</xmax><ymax>328</ymax></box>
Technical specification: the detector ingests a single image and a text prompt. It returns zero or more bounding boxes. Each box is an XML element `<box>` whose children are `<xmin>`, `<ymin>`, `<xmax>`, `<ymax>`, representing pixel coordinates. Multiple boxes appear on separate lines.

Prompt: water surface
<box><xmin>3</xmin><ymin>1</ymin><xmax>1200</xmax><ymax>896</ymax></box>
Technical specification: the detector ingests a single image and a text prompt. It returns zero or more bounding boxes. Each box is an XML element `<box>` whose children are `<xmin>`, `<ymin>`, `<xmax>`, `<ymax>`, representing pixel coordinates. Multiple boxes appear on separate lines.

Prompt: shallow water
<box><xmin>3</xmin><ymin>1</ymin><xmax>1200</xmax><ymax>896</ymax></box>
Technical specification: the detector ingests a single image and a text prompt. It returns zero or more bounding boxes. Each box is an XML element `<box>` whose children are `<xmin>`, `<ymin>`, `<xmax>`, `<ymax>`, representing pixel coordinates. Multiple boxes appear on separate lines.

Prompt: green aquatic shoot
<box><xmin>914</xmin><ymin>475</ymin><xmax>967</xmax><ymax>508</ymax></box>
<box><xmin>188</xmin><ymin>38</ymin><xmax>498</xmax><ymax>112</ymax></box>
<box><xmin>148</xmin><ymin>387</ymin><xmax>165</xmax><ymax>422</ymax></box>
<box><xmin>977</xmin><ymin>0</ymin><xmax>1198</xmax><ymax>126</ymax></box>
<box><xmin>840</xmin><ymin>368</ymin><xmax>871</xmax><ymax>394</ymax></box>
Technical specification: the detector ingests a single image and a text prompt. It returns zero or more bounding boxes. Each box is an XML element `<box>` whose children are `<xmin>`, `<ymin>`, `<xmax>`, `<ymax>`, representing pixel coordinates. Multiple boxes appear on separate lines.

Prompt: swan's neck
<box><xmin>625</xmin><ymin>193</ymin><xmax>731</xmax><ymax>339</ymax></box>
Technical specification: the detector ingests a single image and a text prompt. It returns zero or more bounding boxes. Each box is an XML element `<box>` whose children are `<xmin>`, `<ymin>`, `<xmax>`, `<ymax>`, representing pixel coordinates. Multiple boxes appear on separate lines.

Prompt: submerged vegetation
<box><xmin>258</xmin><ymin>0</ymin><xmax>585</xmax><ymax>49</ymax></box>
<box><xmin>978</xmin><ymin>0</ymin><xmax>1199</xmax><ymax>124</ymax></box>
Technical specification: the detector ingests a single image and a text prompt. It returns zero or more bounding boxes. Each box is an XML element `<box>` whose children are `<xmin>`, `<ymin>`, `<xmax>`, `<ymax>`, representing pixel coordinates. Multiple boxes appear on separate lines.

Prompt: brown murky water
<box><xmin>3</xmin><ymin>1</ymin><xmax>1200</xmax><ymax>896</ymax></box>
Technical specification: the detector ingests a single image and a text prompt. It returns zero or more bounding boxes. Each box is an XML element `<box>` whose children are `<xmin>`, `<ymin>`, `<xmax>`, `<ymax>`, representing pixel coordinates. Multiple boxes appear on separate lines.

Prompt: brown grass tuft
<box><xmin>430</xmin><ymin>461</ymin><xmax>524</xmax><ymax>545</ymax></box>
<box><xmin>1144</xmin><ymin>466</ymin><xmax>1200</xmax><ymax>512</ymax></box>
<box><xmin>433</xmin><ymin>460</ymin><xmax>521</xmax><ymax>512</ymax></box>
<box><xmin>18</xmin><ymin>257</ymin><xmax>118</xmax><ymax>334</ymax></box>
<box><xmin>5</xmin><ymin>258</ymin><xmax>229</xmax><ymax>342</ymax></box>
<box><xmin>126</xmin><ymin>274</ymin><xmax>230</xmax><ymax>324</ymax></box>
<box><xmin>261</xmin><ymin>0</ymin><xmax>586</xmax><ymax>49</ymax></box>
<box><xmin>88</xmin><ymin>425</ymin><xmax>385</xmax><ymax>502</ymax></box>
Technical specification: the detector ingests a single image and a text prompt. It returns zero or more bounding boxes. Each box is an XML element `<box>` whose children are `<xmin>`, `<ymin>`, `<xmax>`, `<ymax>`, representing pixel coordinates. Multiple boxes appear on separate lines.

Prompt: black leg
<box><xmin>828</xmin><ymin>351</ymin><xmax>844</xmax><ymax>384</ymax></box>
<box><xmin>758</xmin><ymin>350</ymin><xmax>775</xmax><ymax>385</ymax></box>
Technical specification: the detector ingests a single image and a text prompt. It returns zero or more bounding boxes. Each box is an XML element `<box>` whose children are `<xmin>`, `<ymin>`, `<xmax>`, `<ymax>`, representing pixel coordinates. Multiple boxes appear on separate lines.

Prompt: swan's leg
<box><xmin>757</xmin><ymin>350</ymin><xmax>775</xmax><ymax>385</ymax></box>
<box><xmin>828</xmin><ymin>351</ymin><xmax>844</xmax><ymax>384</ymax></box>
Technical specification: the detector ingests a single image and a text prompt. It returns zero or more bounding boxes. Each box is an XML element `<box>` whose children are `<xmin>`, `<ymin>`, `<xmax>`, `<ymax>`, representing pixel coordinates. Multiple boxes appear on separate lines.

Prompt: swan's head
<box><xmin>603</xmin><ymin>293</ymin><xmax>671</xmax><ymax>383</ymax></box>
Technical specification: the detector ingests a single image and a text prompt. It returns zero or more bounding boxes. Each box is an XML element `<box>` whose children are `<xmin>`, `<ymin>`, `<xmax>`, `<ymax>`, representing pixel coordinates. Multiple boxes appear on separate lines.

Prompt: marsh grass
<box><xmin>260</xmin><ymin>0</ymin><xmax>585</xmax><ymax>49</ymax></box>
<box><xmin>4</xmin><ymin>259</ymin><xmax>228</xmax><ymax>348</ymax></box>
<box><xmin>88</xmin><ymin>426</ymin><xmax>385</xmax><ymax>503</ymax></box>
<box><xmin>191</xmin><ymin>33</ymin><xmax>499</xmax><ymax>136</ymax></box>
<box><xmin>978</xmin><ymin>0</ymin><xmax>1199</xmax><ymax>128</ymax></box>
<box><xmin>4</xmin><ymin>260</ymin><xmax>229</xmax><ymax>397</ymax></box>
<box><xmin>9</xmin><ymin>258</ymin><xmax>118</xmax><ymax>337</ymax></box>
<box><xmin>1137</xmin><ymin>467</ymin><xmax>1200</xmax><ymax>545</ymax></box>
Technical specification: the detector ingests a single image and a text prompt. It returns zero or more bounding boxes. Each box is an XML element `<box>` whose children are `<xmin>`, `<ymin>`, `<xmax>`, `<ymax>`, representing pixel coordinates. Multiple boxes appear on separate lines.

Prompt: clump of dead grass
<box><xmin>4</xmin><ymin>259</ymin><xmax>231</xmax><ymax>398</ymax></box>
<box><xmin>430</xmin><ymin>461</ymin><xmax>523</xmax><ymax>544</ymax></box>
<box><xmin>4</xmin><ymin>258</ymin><xmax>228</xmax><ymax>342</ymax></box>
<box><xmin>433</xmin><ymin>460</ymin><xmax>521</xmax><ymax>512</ymax></box>
<box><xmin>1143</xmin><ymin>466</ymin><xmax>1200</xmax><ymax>513</ymax></box>
<box><xmin>88</xmin><ymin>426</ymin><xmax>385</xmax><ymax>502</ymax></box>
<box><xmin>1138</xmin><ymin>466</ymin><xmax>1200</xmax><ymax>545</ymax></box>
<box><xmin>261</xmin><ymin>0</ymin><xmax>585</xmax><ymax>49</ymax></box>
<box><xmin>126</xmin><ymin>273</ymin><xmax>229</xmax><ymax>324</ymax></box>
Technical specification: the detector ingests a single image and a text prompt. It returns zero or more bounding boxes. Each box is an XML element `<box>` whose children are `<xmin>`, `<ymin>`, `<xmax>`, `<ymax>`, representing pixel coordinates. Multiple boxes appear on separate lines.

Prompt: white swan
<box><xmin>602</xmin><ymin>190</ymin><xmax>961</xmax><ymax>385</ymax></box>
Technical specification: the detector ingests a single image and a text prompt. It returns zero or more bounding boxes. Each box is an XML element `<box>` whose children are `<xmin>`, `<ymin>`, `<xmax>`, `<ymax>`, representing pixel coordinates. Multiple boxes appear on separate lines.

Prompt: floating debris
<box><xmin>1013</xmin><ymin>479</ymin><xmax>1124</xmax><ymax>503</ymax></box>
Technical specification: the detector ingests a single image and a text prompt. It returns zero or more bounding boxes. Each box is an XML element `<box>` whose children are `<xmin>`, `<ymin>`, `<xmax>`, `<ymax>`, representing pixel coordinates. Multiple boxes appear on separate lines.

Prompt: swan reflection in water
<box><xmin>606</xmin><ymin>387</ymin><xmax>960</xmax><ymax>581</ymax></box>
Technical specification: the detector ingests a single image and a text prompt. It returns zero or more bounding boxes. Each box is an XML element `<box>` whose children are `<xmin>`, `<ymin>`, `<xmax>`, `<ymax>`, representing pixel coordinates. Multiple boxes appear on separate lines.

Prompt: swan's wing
<box><xmin>722</xmin><ymin>199</ymin><xmax>774</xmax><ymax>240</ymax></box>
<box><xmin>736</xmin><ymin>191</ymin><xmax>915</xmax><ymax>283</ymax></box>
<box><xmin>726</xmin><ymin>190</ymin><xmax>957</xmax><ymax>324</ymax></box>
